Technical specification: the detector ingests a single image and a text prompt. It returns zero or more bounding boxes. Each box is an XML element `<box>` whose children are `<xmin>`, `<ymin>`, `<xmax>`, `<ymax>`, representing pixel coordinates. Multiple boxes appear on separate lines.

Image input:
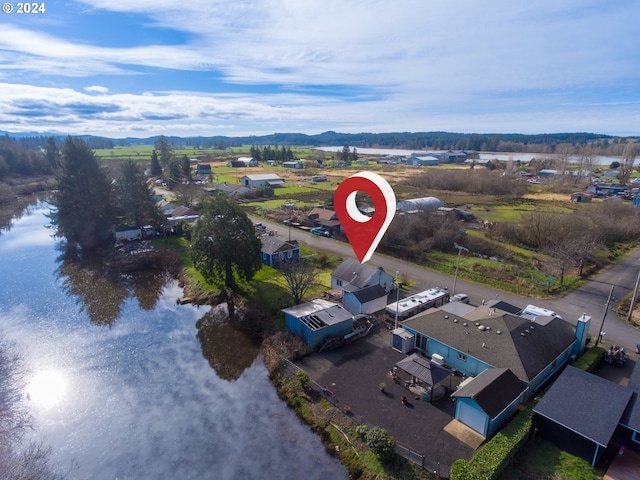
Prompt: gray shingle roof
<box><xmin>534</xmin><ymin>366</ymin><xmax>632</xmax><ymax>447</ymax></box>
<box><xmin>395</xmin><ymin>353</ymin><xmax>451</xmax><ymax>387</ymax></box>
<box><xmin>620</xmin><ymin>361</ymin><xmax>640</xmax><ymax>431</ymax></box>
<box><xmin>332</xmin><ymin>259</ymin><xmax>385</xmax><ymax>289</ymax></box>
<box><xmin>402</xmin><ymin>308</ymin><xmax>577</xmax><ymax>381</ymax></box>
<box><xmin>451</xmin><ymin>368</ymin><xmax>526</xmax><ymax>419</ymax></box>
<box><xmin>349</xmin><ymin>285</ymin><xmax>387</xmax><ymax>303</ymax></box>
<box><xmin>260</xmin><ymin>236</ymin><xmax>298</xmax><ymax>255</ymax></box>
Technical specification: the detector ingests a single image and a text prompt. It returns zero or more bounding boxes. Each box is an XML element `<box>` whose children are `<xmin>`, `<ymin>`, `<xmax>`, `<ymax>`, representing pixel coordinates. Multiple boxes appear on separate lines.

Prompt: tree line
<box><xmin>49</xmin><ymin>137</ymin><xmax>161</xmax><ymax>252</ymax></box>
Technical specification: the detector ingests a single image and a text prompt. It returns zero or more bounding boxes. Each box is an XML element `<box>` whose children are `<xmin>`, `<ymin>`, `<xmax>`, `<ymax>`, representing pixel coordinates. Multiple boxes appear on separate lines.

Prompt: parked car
<box><xmin>450</xmin><ymin>293</ymin><xmax>469</xmax><ymax>304</ymax></box>
<box><xmin>311</xmin><ymin>227</ymin><xmax>331</xmax><ymax>237</ymax></box>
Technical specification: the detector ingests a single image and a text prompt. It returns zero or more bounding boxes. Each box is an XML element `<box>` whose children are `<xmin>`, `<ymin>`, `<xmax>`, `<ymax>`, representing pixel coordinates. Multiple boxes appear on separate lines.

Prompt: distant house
<box><xmin>260</xmin><ymin>237</ymin><xmax>300</xmax><ymax>267</ymax></box>
<box><xmin>405</xmin><ymin>155</ymin><xmax>439</xmax><ymax>166</ymax></box>
<box><xmin>241</xmin><ymin>174</ymin><xmax>284</xmax><ymax>189</ymax></box>
<box><xmin>343</xmin><ymin>284</ymin><xmax>388</xmax><ymax>315</ymax></box>
<box><xmin>282</xmin><ymin>161</ymin><xmax>304</xmax><ymax>169</ymax></box>
<box><xmin>396</xmin><ymin>197</ymin><xmax>443</xmax><ymax>213</ymax></box>
<box><xmin>331</xmin><ymin>259</ymin><xmax>395</xmax><ymax>294</ymax></box>
<box><xmin>282</xmin><ymin>299</ymin><xmax>353</xmax><ymax>348</ymax></box>
<box><xmin>307</xmin><ymin>207</ymin><xmax>341</xmax><ymax>233</ymax></box>
<box><xmin>195</xmin><ymin>163</ymin><xmax>212</xmax><ymax>175</ymax></box>
<box><xmin>168</xmin><ymin>205</ymin><xmax>198</xmax><ymax>217</ymax></box>
<box><xmin>113</xmin><ymin>225</ymin><xmax>141</xmax><ymax>241</ymax></box>
<box><xmin>311</xmin><ymin>175</ymin><xmax>327</xmax><ymax>182</ymax></box>
<box><xmin>451</xmin><ymin>368</ymin><xmax>526</xmax><ymax>438</ymax></box>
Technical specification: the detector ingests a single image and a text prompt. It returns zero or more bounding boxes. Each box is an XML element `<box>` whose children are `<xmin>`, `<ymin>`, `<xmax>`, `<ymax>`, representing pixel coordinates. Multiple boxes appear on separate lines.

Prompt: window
<box><xmin>457</xmin><ymin>353</ymin><xmax>467</xmax><ymax>362</ymax></box>
<box><xmin>336</xmin><ymin>279</ymin><xmax>342</xmax><ymax>286</ymax></box>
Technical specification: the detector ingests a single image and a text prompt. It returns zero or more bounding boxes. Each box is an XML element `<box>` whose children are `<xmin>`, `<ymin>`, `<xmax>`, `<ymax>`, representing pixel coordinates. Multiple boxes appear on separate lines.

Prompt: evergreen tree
<box><xmin>49</xmin><ymin>137</ymin><xmax>114</xmax><ymax>251</ymax></box>
<box><xmin>190</xmin><ymin>193</ymin><xmax>261</xmax><ymax>290</ymax></box>
<box><xmin>154</xmin><ymin>135</ymin><xmax>174</xmax><ymax>167</ymax></box>
<box><xmin>115</xmin><ymin>159</ymin><xmax>161</xmax><ymax>226</ymax></box>
<box><xmin>150</xmin><ymin>149</ymin><xmax>162</xmax><ymax>176</ymax></box>
<box><xmin>181</xmin><ymin>154</ymin><xmax>192</xmax><ymax>180</ymax></box>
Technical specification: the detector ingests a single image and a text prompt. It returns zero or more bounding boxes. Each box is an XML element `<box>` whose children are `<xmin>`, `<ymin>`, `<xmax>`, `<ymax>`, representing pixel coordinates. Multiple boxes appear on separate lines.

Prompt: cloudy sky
<box><xmin>1</xmin><ymin>0</ymin><xmax>639</xmax><ymax>138</ymax></box>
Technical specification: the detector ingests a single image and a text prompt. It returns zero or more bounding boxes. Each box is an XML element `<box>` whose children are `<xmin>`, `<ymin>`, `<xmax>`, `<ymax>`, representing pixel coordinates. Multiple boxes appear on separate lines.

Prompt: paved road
<box><xmin>255</xmin><ymin>216</ymin><xmax>640</xmax><ymax>352</ymax></box>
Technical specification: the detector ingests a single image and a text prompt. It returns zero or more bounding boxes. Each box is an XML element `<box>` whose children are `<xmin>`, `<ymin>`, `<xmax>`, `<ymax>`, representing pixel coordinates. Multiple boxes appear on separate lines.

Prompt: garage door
<box><xmin>457</xmin><ymin>402</ymin><xmax>487</xmax><ymax>436</ymax></box>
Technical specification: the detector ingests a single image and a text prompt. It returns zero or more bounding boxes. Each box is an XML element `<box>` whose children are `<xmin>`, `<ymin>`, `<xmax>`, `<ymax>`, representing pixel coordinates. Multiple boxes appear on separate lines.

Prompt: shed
<box><xmin>390</xmin><ymin>328</ymin><xmax>415</xmax><ymax>353</ymax></box>
<box><xmin>282</xmin><ymin>299</ymin><xmax>353</xmax><ymax>348</ymax></box>
<box><xmin>533</xmin><ymin>366</ymin><xmax>633</xmax><ymax>466</ymax></box>
<box><xmin>343</xmin><ymin>284</ymin><xmax>388</xmax><ymax>315</ymax></box>
<box><xmin>451</xmin><ymin>368</ymin><xmax>526</xmax><ymax>438</ymax></box>
<box><xmin>571</xmin><ymin>192</ymin><xmax>593</xmax><ymax>203</ymax></box>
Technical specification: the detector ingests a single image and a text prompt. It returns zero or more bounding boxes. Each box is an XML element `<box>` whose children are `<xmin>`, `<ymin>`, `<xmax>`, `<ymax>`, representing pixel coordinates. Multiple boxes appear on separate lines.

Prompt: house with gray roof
<box><xmin>400</xmin><ymin>305</ymin><xmax>590</xmax><ymax>401</ymax></box>
<box><xmin>260</xmin><ymin>237</ymin><xmax>299</xmax><ymax>267</ymax></box>
<box><xmin>331</xmin><ymin>259</ymin><xmax>395</xmax><ymax>294</ymax></box>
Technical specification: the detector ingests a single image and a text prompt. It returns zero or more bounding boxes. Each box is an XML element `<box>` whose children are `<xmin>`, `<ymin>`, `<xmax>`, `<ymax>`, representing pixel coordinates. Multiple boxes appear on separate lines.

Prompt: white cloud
<box><xmin>84</xmin><ymin>85</ymin><xmax>109</xmax><ymax>93</ymax></box>
<box><xmin>0</xmin><ymin>0</ymin><xmax>639</xmax><ymax>135</ymax></box>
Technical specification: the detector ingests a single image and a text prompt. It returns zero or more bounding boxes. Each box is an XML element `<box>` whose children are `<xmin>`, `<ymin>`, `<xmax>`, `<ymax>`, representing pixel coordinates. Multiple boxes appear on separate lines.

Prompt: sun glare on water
<box><xmin>27</xmin><ymin>370</ymin><xmax>67</xmax><ymax>408</ymax></box>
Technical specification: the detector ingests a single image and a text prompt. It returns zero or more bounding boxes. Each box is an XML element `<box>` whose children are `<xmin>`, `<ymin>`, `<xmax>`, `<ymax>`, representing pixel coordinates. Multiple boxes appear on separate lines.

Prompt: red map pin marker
<box><xmin>334</xmin><ymin>171</ymin><xmax>396</xmax><ymax>264</ymax></box>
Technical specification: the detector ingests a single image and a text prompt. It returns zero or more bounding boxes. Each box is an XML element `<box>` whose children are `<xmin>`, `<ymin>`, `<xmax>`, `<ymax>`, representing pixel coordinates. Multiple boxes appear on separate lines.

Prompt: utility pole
<box><xmin>394</xmin><ymin>271</ymin><xmax>400</xmax><ymax>330</ymax></box>
<box><xmin>626</xmin><ymin>268</ymin><xmax>640</xmax><ymax>323</ymax></box>
<box><xmin>452</xmin><ymin>246</ymin><xmax>462</xmax><ymax>295</ymax></box>
<box><xmin>595</xmin><ymin>284</ymin><xmax>615</xmax><ymax>347</ymax></box>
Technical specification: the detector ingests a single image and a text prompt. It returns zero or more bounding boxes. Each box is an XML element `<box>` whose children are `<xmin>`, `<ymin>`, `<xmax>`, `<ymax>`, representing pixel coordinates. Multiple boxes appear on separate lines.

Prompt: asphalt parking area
<box><xmin>293</xmin><ymin>322</ymin><xmax>476</xmax><ymax>469</ymax></box>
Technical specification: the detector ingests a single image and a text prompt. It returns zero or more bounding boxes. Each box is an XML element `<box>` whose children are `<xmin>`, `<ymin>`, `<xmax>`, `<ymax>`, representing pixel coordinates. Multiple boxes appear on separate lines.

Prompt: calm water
<box><xmin>0</xmin><ymin>202</ymin><xmax>347</xmax><ymax>480</ymax></box>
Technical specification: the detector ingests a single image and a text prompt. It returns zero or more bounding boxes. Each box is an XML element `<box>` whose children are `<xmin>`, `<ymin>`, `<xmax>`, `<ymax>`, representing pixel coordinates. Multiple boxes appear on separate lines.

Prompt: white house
<box><xmin>331</xmin><ymin>259</ymin><xmax>395</xmax><ymax>294</ymax></box>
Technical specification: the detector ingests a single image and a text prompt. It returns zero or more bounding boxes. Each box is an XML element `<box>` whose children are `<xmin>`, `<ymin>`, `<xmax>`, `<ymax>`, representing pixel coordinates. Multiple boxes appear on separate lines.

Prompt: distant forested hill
<box><xmin>3</xmin><ymin>130</ymin><xmax>637</xmax><ymax>155</ymax></box>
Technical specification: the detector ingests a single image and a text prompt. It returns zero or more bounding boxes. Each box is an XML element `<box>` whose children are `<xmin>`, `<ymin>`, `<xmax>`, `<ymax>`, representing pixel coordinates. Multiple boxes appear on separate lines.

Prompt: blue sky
<box><xmin>1</xmin><ymin>0</ymin><xmax>639</xmax><ymax>138</ymax></box>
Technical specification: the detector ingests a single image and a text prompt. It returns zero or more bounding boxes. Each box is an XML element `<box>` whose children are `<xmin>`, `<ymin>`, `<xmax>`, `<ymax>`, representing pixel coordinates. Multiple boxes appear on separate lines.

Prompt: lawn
<box><xmin>500</xmin><ymin>438</ymin><xmax>604</xmax><ymax>480</ymax></box>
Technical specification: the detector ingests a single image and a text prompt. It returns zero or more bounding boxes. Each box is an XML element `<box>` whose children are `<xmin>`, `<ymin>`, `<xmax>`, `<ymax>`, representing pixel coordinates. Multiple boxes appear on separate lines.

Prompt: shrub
<box><xmin>295</xmin><ymin>369</ymin><xmax>309</xmax><ymax>388</ymax></box>
<box><xmin>365</xmin><ymin>427</ymin><xmax>396</xmax><ymax>461</ymax></box>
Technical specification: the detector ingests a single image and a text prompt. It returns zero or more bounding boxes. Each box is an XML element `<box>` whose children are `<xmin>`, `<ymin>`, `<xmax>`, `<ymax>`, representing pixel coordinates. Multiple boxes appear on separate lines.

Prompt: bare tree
<box><xmin>619</xmin><ymin>142</ymin><xmax>637</xmax><ymax>185</ymax></box>
<box><xmin>279</xmin><ymin>260</ymin><xmax>319</xmax><ymax>305</ymax></box>
<box><xmin>555</xmin><ymin>143</ymin><xmax>575</xmax><ymax>186</ymax></box>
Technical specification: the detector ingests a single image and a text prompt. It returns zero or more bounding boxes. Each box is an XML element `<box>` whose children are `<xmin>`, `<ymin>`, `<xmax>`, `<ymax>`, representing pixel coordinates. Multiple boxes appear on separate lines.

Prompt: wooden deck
<box><xmin>604</xmin><ymin>449</ymin><xmax>640</xmax><ymax>480</ymax></box>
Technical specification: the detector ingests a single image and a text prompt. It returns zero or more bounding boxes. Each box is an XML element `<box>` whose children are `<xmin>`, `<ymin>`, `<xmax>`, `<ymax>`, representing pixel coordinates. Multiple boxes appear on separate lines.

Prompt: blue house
<box><xmin>282</xmin><ymin>299</ymin><xmax>353</xmax><ymax>348</ymax></box>
<box><xmin>451</xmin><ymin>368</ymin><xmax>526</xmax><ymax>438</ymax></box>
<box><xmin>400</xmin><ymin>305</ymin><xmax>590</xmax><ymax>402</ymax></box>
<box><xmin>260</xmin><ymin>237</ymin><xmax>300</xmax><ymax>267</ymax></box>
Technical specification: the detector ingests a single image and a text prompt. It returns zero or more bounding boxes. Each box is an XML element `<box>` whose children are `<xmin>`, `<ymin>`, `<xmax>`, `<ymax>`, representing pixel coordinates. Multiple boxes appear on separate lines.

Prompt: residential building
<box><xmin>260</xmin><ymin>237</ymin><xmax>300</xmax><ymax>267</ymax></box>
<box><xmin>331</xmin><ymin>259</ymin><xmax>395</xmax><ymax>294</ymax></box>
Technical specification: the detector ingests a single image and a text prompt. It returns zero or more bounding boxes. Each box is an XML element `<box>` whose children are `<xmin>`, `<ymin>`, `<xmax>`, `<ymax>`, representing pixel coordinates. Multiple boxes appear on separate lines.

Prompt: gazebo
<box><xmin>394</xmin><ymin>353</ymin><xmax>452</xmax><ymax>403</ymax></box>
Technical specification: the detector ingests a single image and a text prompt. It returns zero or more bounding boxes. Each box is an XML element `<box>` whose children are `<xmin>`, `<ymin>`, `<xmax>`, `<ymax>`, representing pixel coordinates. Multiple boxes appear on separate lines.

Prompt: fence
<box><xmin>280</xmin><ymin>358</ymin><xmax>452</xmax><ymax>478</ymax></box>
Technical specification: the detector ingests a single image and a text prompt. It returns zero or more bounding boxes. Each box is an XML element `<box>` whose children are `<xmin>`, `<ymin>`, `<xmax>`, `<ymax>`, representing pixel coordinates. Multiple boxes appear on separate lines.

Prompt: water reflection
<box><xmin>55</xmin><ymin>251</ymin><xmax>171</xmax><ymax>325</ymax></box>
<box><xmin>1</xmin><ymin>201</ymin><xmax>348</xmax><ymax>479</ymax></box>
<box><xmin>27</xmin><ymin>369</ymin><xmax>67</xmax><ymax>408</ymax></box>
<box><xmin>196</xmin><ymin>306</ymin><xmax>261</xmax><ymax>381</ymax></box>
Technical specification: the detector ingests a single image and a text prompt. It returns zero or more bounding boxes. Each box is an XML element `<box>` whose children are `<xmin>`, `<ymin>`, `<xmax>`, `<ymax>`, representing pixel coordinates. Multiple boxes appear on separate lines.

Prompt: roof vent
<box><xmin>530</xmin><ymin>325</ymin><xmax>535</xmax><ymax>330</ymax></box>
<box><xmin>478</xmin><ymin>325</ymin><xmax>486</xmax><ymax>331</ymax></box>
<box><xmin>475</xmin><ymin>322</ymin><xmax>480</xmax><ymax>326</ymax></box>
<box><xmin>496</xmin><ymin>330</ymin><xmax>502</xmax><ymax>334</ymax></box>
<box><xmin>444</xmin><ymin>315</ymin><xmax>449</xmax><ymax>319</ymax></box>
<box><xmin>482</xmin><ymin>343</ymin><xmax>486</xmax><ymax>348</ymax></box>
<box><xmin>453</xmin><ymin>318</ymin><xmax>458</xmax><ymax>323</ymax></box>
<box><xmin>520</xmin><ymin>332</ymin><xmax>525</xmax><ymax>336</ymax></box>
<box><xmin>486</xmin><ymin>326</ymin><xmax>491</xmax><ymax>330</ymax></box>
<box><xmin>462</xmin><ymin>322</ymin><xmax>467</xmax><ymax>327</ymax></box>
<box><xmin>525</xmin><ymin>329</ymin><xmax>530</xmax><ymax>334</ymax></box>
